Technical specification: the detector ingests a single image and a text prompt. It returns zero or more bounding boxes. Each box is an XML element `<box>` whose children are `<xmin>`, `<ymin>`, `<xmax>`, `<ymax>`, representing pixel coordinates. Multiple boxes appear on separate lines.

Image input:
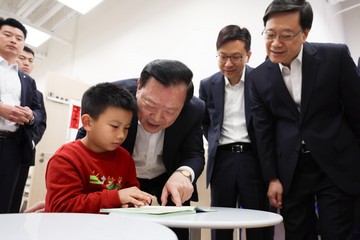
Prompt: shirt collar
<box><xmin>0</xmin><ymin>56</ymin><xmax>19</xmax><ymax>71</ymax></box>
<box><xmin>279</xmin><ymin>44</ymin><xmax>303</xmax><ymax>72</ymax></box>
<box><xmin>223</xmin><ymin>66</ymin><xmax>246</xmax><ymax>86</ymax></box>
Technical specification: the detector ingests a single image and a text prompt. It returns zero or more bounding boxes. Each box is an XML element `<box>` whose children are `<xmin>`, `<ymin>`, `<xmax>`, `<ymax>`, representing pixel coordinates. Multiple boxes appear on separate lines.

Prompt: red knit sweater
<box><xmin>45</xmin><ymin>139</ymin><xmax>139</xmax><ymax>213</ymax></box>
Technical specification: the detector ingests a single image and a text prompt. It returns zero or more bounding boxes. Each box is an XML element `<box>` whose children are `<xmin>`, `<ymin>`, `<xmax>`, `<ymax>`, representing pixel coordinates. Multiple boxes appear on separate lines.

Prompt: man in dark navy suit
<box><xmin>0</xmin><ymin>18</ymin><xmax>42</xmax><ymax>213</ymax></box>
<box><xmin>250</xmin><ymin>1</ymin><xmax>360</xmax><ymax>239</ymax></box>
<box><xmin>9</xmin><ymin>46</ymin><xmax>47</xmax><ymax>213</ymax></box>
<box><xmin>199</xmin><ymin>25</ymin><xmax>272</xmax><ymax>240</ymax></box>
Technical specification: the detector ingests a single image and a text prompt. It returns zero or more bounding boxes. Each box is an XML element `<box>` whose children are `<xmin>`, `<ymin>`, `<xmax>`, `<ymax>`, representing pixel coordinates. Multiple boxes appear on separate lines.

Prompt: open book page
<box><xmin>100</xmin><ymin>206</ymin><xmax>215</xmax><ymax>216</ymax></box>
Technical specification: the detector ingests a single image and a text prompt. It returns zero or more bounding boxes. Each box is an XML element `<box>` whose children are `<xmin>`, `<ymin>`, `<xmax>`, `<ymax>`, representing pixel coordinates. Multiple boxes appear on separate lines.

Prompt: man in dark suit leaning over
<box><xmin>0</xmin><ymin>18</ymin><xmax>43</xmax><ymax>213</ymax></box>
<box><xmin>199</xmin><ymin>25</ymin><xmax>272</xmax><ymax>240</ymax></box>
<box><xmin>250</xmin><ymin>0</ymin><xmax>360</xmax><ymax>239</ymax></box>
<box><xmin>77</xmin><ymin>59</ymin><xmax>205</xmax><ymax>240</ymax></box>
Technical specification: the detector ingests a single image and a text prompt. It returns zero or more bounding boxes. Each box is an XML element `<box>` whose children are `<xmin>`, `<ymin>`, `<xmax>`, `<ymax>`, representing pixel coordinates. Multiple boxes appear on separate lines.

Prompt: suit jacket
<box><xmin>17</xmin><ymin>71</ymin><xmax>43</xmax><ymax>165</ymax></box>
<box><xmin>250</xmin><ymin>42</ymin><xmax>360</xmax><ymax>195</ymax></box>
<box><xmin>32</xmin><ymin>91</ymin><xmax>46</xmax><ymax>146</ymax></box>
<box><xmin>77</xmin><ymin>79</ymin><xmax>205</xmax><ymax>201</ymax></box>
<box><xmin>199</xmin><ymin>66</ymin><xmax>256</xmax><ymax>187</ymax></box>
<box><xmin>29</xmin><ymin>90</ymin><xmax>47</xmax><ymax>166</ymax></box>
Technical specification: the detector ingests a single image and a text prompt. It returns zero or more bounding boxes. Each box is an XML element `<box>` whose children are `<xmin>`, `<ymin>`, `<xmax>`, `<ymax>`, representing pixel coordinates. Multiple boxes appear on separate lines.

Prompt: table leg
<box><xmin>189</xmin><ymin>228</ymin><xmax>201</xmax><ymax>240</ymax></box>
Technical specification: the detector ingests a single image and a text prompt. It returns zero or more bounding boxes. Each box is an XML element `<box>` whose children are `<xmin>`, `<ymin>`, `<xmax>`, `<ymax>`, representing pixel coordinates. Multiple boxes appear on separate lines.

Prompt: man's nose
<box><xmin>10</xmin><ymin>36</ymin><xmax>17</xmax><ymax>43</ymax></box>
<box><xmin>224</xmin><ymin>57</ymin><xmax>234</xmax><ymax>66</ymax></box>
<box><xmin>271</xmin><ymin>37</ymin><xmax>284</xmax><ymax>46</ymax></box>
<box><xmin>152</xmin><ymin>110</ymin><xmax>164</xmax><ymax>121</ymax></box>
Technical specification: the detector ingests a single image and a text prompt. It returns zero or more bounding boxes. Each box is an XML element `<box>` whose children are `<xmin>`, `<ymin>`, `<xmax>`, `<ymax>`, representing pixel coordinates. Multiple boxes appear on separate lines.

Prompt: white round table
<box><xmin>0</xmin><ymin>213</ymin><xmax>177</xmax><ymax>240</ymax></box>
<box><xmin>108</xmin><ymin>207</ymin><xmax>283</xmax><ymax>240</ymax></box>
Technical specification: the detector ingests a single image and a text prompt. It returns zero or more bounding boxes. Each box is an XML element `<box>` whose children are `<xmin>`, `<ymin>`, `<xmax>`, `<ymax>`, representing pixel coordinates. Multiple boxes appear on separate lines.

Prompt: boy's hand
<box><xmin>24</xmin><ymin>200</ymin><xmax>46</xmax><ymax>213</ymax></box>
<box><xmin>118</xmin><ymin>187</ymin><xmax>155</xmax><ymax>207</ymax></box>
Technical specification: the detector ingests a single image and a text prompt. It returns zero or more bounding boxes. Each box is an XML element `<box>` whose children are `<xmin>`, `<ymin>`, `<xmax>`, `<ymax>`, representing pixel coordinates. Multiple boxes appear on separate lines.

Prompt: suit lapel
<box><xmin>300</xmin><ymin>43</ymin><xmax>318</xmax><ymax>123</ymax></box>
<box><xmin>121</xmin><ymin>108</ymin><xmax>138</xmax><ymax>154</ymax></box>
<box><xmin>268</xmin><ymin>61</ymin><xmax>299</xmax><ymax>118</ymax></box>
<box><xmin>211</xmin><ymin>74</ymin><xmax>225</xmax><ymax>126</ymax></box>
<box><xmin>18</xmin><ymin>72</ymin><xmax>27</xmax><ymax>105</ymax></box>
<box><xmin>244</xmin><ymin>66</ymin><xmax>252</xmax><ymax>128</ymax></box>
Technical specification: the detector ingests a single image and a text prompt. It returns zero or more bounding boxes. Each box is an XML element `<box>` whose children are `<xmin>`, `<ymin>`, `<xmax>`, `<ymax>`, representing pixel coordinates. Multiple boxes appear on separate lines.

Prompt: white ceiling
<box><xmin>0</xmin><ymin>0</ymin><xmax>79</xmax><ymax>40</ymax></box>
<box><xmin>1</xmin><ymin>0</ymin><xmax>359</xmax><ymax>51</ymax></box>
<box><xmin>1</xmin><ymin>0</ymin><xmax>356</xmax><ymax>35</ymax></box>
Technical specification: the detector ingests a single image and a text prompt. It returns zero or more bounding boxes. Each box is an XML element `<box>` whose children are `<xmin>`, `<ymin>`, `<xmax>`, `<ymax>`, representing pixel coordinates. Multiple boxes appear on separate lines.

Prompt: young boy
<box><xmin>45</xmin><ymin>83</ymin><xmax>153</xmax><ymax>213</ymax></box>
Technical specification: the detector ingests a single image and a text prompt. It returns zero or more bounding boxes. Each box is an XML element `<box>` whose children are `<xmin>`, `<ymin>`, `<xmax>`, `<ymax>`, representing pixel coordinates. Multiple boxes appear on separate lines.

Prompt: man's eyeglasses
<box><xmin>217</xmin><ymin>54</ymin><xmax>244</xmax><ymax>64</ymax></box>
<box><xmin>262</xmin><ymin>29</ymin><xmax>303</xmax><ymax>41</ymax></box>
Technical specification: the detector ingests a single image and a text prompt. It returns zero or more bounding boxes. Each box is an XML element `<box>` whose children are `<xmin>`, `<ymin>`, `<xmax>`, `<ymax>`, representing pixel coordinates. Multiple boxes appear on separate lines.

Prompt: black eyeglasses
<box><xmin>262</xmin><ymin>29</ymin><xmax>303</xmax><ymax>41</ymax></box>
<box><xmin>217</xmin><ymin>54</ymin><xmax>244</xmax><ymax>64</ymax></box>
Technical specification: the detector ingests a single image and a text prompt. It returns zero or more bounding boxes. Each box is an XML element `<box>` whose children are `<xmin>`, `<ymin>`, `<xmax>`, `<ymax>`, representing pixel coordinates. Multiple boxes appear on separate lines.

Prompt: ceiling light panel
<box><xmin>57</xmin><ymin>0</ymin><xmax>103</xmax><ymax>14</ymax></box>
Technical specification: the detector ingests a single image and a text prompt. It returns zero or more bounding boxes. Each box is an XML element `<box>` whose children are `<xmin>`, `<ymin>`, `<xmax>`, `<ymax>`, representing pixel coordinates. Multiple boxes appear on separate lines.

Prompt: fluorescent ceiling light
<box><xmin>24</xmin><ymin>24</ymin><xmax>51</xmax><ymax>48</ymax></box>
<box><xmin>57</xmin><ymin>0</ymin><xmax>103</xmax><ymax>14</ymax></box>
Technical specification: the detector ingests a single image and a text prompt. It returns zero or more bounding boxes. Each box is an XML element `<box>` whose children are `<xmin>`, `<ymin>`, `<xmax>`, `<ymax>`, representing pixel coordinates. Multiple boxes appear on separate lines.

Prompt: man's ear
<box><xmin>81</xmin><ymin>114</ymin><xmax>92</xmax><ymax>131</ymax></box>
<box><xmin>137</xmin><ymin>78</ymin><xmax>141</xmax><ymax>90</ymax></box>
<box><xmin>246</xmin><ymin>51</ymin><xmax>252</xmax><ymax>63</ymax></box>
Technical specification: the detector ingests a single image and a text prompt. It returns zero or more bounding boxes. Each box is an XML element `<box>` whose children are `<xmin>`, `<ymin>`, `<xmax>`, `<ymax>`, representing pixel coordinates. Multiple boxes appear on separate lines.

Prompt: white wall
<box><xmin>340</xmin><ymin>0</ymin><xmax>360</xmax><ymax>64</ymax></box>
<box><xmin>31</xmin><ymin>0</ymin><xmax>353</xmax><ymax>96</ymax></box>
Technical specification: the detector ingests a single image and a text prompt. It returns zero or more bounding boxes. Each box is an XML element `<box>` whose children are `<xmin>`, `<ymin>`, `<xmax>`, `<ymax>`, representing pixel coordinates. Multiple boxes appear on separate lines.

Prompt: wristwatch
<box><xmin>176</xmin><ymin>169</ymin><xmax>192</xmax><ymax>182</ymax></box>
<box><xmin>27</xmin><ymin>115</ymin><xmax>35</xmax><ymax>125</ymax></box>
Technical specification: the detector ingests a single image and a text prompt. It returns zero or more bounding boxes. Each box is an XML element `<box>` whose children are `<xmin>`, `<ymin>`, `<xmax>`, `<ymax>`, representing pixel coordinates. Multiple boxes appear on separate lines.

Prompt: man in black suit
<box><xmin>0</xmin><ymin>18</ymin><xmax>43</xmax><ymax>213</ymax></box>
<box><xmin>199</xmin><ymin>25</ymin><xmax>272</xmax><ymax>240</ymax></box>
<box><xmin>355</xmin><ymin>57</ymin><xmax>360</xmax><ymax>240</ymax></box>
<box><xmin>249</xmin><ymin>0</ymin><xmax>360</xmax><ymax>239</ymax></box>
<box><xmin>9</xmin><ymin>46</ymin><xmax>47</xmax><ymax>213</ymax></box>
<box><xmin>77</xmin><ymin>59</ymin><xmax>205</xmax><ymax>240</ymax></box>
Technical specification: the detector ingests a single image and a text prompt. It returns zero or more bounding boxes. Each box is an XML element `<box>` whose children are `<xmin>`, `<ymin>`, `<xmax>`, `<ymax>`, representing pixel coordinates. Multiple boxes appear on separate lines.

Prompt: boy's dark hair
<box><xmin>263</xmin><ymin>0</ymin><xmax>313</xmax><ymax>30</ymax></box>
<box><xmin>24</xmin><ymin>46</ymin><xmax>35</xmax><ymax>57</ymax></box>
<box><xmin>81</xmin><ymin>82</ymin><xmax>137</xmax><ymax>120</ymax></box>
<box><xmin>0</xmin><ymin>18</ymin><xmax>27</xmax><ymax>39</ymax></box>
<box><xmin>139</xmin><ymin>59</ymin><xmax>194</xmax><ymax>104</ymax></box>
<box><xmin>216</xmin><ymin>25</ymin><xmax>251</xmax><ymax>53</ymax></box>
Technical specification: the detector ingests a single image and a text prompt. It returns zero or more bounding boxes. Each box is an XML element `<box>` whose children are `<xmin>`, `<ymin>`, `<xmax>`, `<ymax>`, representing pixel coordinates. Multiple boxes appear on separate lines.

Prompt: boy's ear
<box><xmin>81</xmin><ymin>114</ymin><xmax>92</xmax><ymax>131</ymax></box>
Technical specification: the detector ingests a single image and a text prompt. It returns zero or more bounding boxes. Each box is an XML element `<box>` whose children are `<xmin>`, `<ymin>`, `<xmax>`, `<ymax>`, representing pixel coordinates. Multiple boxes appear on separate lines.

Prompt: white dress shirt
<box><xmin>132</xmin><ymin>121</ymin><xmax>195</xmax><ymax>182</ymax></box>
<box><xmin>219</xmin><ymin>67</ymin><xmax>250</xmax><ymax>145</ymax></box>
<box><xmin>132</xmin><ymin>121</ymin><xmax>166</xmax><ymax>179</ymax></box>
<box><xmin>0</xmin><ymin>57</ymin><xmax>21</xmax><ymax>132</ymax></box>
<box><xmin>280</xmin><ymin>45</ymin><xmax>303</xmax><ymax>112</ymax></box>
